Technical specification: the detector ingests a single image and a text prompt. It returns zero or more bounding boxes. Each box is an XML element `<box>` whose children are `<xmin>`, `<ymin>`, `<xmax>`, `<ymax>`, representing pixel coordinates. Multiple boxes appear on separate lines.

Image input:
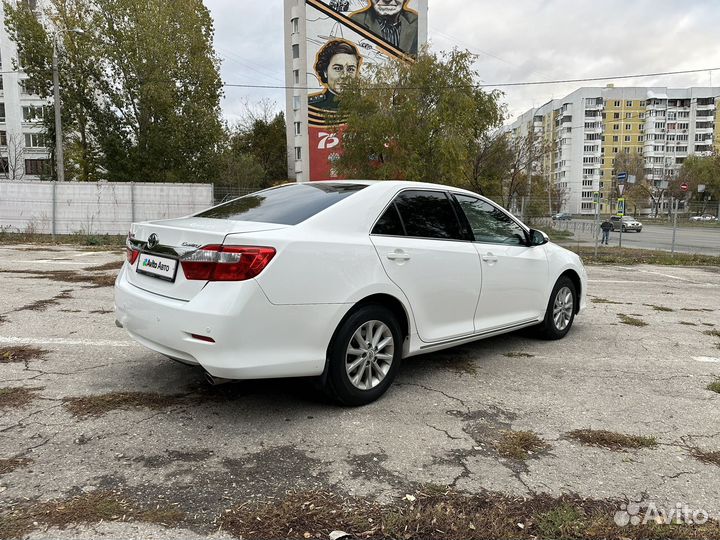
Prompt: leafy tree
<box><xmin>336</xmin><ymin>49</ymin><xmax>503</xmax><ymax>185</ymax></box>
<box><xmin>678</xmin><ymin>154</ymin><xmax>720</xmax><ymax>198</ymax></box>
<box><xmin>612</xmin><ymin>151</ymin><xmax>651</xmax><ymax>216</ymax></box>
<box><xmin>231</xmin><ymin>101</ymin><xmax>288</xmax><ymax>184</ymax></box>
<box><xmin>4</xmin><ymin>0</ymin><xmax>224</xmax><ymax>183</ymax></box>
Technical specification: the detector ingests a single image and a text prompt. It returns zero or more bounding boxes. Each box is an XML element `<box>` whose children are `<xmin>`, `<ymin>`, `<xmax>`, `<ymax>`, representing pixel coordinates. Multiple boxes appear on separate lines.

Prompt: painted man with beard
<box><xmin>349</xmin><ymin>0</ymin><xmax>418</xmax><ymax>55</ymax></box>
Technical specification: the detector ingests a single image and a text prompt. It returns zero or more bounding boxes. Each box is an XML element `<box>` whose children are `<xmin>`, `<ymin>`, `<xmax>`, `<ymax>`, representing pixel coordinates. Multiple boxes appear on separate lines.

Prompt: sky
<box><xmin>205</xmin><ymin>0</ymin><xmax>720</xmax><ymax>125</ymax></box>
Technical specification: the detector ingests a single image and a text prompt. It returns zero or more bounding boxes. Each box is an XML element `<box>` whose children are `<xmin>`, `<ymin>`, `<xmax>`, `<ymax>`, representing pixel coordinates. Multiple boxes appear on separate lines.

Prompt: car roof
<box><xmin>297</xmin><ymin>180</ymin><xmax>480</xmax><ymax>197</ymax></box>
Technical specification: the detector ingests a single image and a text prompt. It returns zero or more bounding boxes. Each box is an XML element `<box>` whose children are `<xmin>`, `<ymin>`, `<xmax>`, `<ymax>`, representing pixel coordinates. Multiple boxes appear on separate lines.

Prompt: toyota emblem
<box><xmin>147</xmin><ymin>233</ymin><xmax>159</xmax><ymax>249</ymax></box>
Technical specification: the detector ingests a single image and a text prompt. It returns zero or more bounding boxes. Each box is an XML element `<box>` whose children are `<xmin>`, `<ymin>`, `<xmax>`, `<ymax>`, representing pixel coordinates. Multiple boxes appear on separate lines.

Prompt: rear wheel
<box><xmin>324</xmin><ymin>305</ymin><xmax>402</xmax><ymax>406</ymax></box>
<box><xmin>537</xmin><ymin>277</ymin><xmax>577</xmax><ymax>340</ymax></box>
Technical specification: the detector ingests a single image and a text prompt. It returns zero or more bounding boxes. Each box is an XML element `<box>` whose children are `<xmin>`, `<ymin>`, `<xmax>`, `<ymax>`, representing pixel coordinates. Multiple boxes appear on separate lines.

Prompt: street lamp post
<box><xmin>51</xmin><ymin>28</ymin><xmax>84</xmax><ymax>182</ymax></box>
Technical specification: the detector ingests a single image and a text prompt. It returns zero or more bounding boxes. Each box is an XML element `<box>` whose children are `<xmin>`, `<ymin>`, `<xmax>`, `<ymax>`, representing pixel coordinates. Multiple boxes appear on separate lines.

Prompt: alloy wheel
<box><xmin>345</xmin><ymin>320</ymin><xmax>394</xmax><ymax>390</ymax></box>
<box><xmin>553</xmin><ymin>286</ymin><xmax>574</xmax><ymax>331</ymax></box>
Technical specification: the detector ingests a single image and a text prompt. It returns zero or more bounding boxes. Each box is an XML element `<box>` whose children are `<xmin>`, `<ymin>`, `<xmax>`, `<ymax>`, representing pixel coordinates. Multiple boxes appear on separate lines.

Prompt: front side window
<box><xmin>392</xmin><ymin>190</ymin><xmax>464</xmax><ymax>240</ymax></box>
<box><xmin>454</xmin><ymin>195</ymin><xmax>527</xmax><ymax>246</ymax></box>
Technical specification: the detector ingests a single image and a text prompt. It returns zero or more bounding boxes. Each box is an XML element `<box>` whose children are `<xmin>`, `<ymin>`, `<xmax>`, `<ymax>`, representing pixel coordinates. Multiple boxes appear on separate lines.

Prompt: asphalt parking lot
<box><xmin>1</xmin><ymin>244</ymin><xmax>720</xmax><ymax>538</ymax></box>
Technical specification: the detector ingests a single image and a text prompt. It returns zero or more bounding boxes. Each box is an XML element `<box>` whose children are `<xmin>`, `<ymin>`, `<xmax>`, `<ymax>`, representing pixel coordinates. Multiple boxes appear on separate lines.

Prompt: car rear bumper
<box><xmin>114</xmin><ymin>265</ymin><xmax>350</xmax><ymax>380</ymax></box>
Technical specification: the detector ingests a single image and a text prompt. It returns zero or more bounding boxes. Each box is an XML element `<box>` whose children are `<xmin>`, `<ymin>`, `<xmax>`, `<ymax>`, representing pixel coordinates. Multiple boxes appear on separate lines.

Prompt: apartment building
<box><xmin>0</xmin><ymin>0</ymin><xmax>52</xmax><ymax>181</ymax></box>
<box><xmin>509</xmin><ymin>86</ymin><xmax>720</xmax><ymax>215</ymax></box>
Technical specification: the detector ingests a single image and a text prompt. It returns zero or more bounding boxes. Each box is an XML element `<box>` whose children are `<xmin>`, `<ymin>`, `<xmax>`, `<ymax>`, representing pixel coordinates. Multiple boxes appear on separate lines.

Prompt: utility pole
<box><xmin>52</xmin><ymin>38</ymin><xmax>64</xmax><ymax>183</ymax></box>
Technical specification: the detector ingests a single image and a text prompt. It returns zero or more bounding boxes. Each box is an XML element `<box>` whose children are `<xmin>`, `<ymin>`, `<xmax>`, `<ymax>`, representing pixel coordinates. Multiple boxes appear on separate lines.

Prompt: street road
<box><xmin>549</xmin><ymin>219</ymin><xmax>720</xmax><ymax>255</ymax></box>
<box><xmin>1</xmin><ymin>244</ymin><xmax>719</xmax><ymax>538</ymax></box>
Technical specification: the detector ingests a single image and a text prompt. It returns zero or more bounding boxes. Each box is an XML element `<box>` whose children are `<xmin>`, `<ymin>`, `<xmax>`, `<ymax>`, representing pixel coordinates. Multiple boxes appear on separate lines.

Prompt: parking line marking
<box><xmin>0</xmin><ymin>336</ymin><xmax>137</xmax><ymax>347</ymax></box>
<box><xmin>588</xmin><ymin>280</ymin><xmax>654</xmax><ymax>284</ymax></box>
<box><xmin>694</xmin><ymin>357</ymin><xmax>720</xmax><ymax>363</ymax></box>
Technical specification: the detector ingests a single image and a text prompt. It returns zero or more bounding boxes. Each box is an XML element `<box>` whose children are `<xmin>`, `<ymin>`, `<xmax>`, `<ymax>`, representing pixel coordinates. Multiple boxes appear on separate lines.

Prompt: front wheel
<box><xmin>324</xmin><ymin>305</ymin><xmax>402</xmax><ymax>406</ymax></box>
<box><xmin>537</xmin><ymin>277</ymin><xmax>577</xmax><ymax>340</ymax></box>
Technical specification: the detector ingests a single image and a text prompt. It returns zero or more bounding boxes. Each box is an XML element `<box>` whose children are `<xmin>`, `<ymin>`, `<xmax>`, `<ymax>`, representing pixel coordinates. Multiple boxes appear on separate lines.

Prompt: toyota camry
<box><xmin>115</xmin><ymin>181</ymin><xmax>587</xmax><ymax>405</ymax></box>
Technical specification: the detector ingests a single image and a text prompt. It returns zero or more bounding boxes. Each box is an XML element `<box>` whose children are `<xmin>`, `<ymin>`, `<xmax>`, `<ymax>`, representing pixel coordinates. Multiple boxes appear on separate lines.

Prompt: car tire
<box><xmin>537</xmin><ymin>276</ymin><xmax>577</xmax><ymax>340</ymax></box>
<box><xmin>324</xmin><ymin>304</ymin><xmax>402</xmax><ymax>406</ymax></box>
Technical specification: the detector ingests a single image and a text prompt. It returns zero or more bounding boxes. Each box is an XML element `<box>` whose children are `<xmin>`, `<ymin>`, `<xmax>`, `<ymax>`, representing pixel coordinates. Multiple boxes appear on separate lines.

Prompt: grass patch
<box><xmin>567</xmin><ymin>246</ymin><xmax>720</xmax><ymax>266</ymax></box>
<box><xmin>495</xmin><ymin>430</ymin><xmax>549</xmax><ymax>460</ymax></box>
<box><xmin>617</xmin><ymin>314</ymin><xmax>648</xmax><ymax>327</ymax></box>
<box><xmin>0</xmin><ymin>387</ymin><xmax>41</xmax><ymax>408</ymax></box>
<box><xmin>567</xmin><ymin>429</ymin><xmax>657</xmax><ymax>451</ymax></box>
<box><xmin>680</xmin><ymin>321</ymin><xmax>698</xmax><ymax>326</ymax></box>
<box><xmin>0</xmin><ymin>269</ymin><xmax>115</xmax><ymax>288</ymax></box>
<box><xmin>0</xmin><ymin>231</ymin><xmax>125</xmax><ymax>247</ymax></box>
<box><xmin>0</xmin><ymin>458</ymin><xmax>32</xmax><ymax>475</ymax></box>
<box><xmin>0</xmin><ymin>315</ymin><xmax>7</xmax><ymax>325</ymax></box>
<box><xmin>219</xmin><ymin>488</ymin><xmax>720</xmax><ymax>540</ymax></box>
<box><xmin>546</xmin><ymin>228</ymin><xmax>575</xmax><ymax>242</ymax></box>
<box><xmin>63</xmin><ymin>392</ymin><xmax>183</xmax><ymax>418</ymax></box>
<box><xmin>0</xmin><ymin>491</ymin><xmax>183</xmax><ymax>539</ymax></box>
<box><xmin>0</xmin><ymin>347</ymin><xmax>48</xmax><ymax>364</ymax></box>
<box><xmin>644</xmin><ymin>304</ymin><xmax>674</xmax><ymax>312</ymax></box>
<box><xmin>704</xmin><ymin>329</ymin><xmax>720</xmax><ymax>339</ymax></box>
<box><xmin>15</xmin><ymin>290</ymin><xmax>72</xmax><ymax>312</ymax></box>
<box><xmin>83</xmin><ymin>260</ymin><xmax>124</xmax><ymax>272</ymax></box>
<box><xmin>690</xmin><ymin>448</ymin><xmax>720</xmax><ymax>467</ymax></box>
<box><xmin>504</xmin><ymin>352</ymin><xmax>535</xmax><ymax>358</ymax></box>
<box><xmin>707</xmin><ymin>380</ymin><xmax>720</xmax><ymax>394</ymax></box>
<box><xmin>591</xmin><ymin>298</ymin><xmax>624</xmax><ymax>305</ymax></box>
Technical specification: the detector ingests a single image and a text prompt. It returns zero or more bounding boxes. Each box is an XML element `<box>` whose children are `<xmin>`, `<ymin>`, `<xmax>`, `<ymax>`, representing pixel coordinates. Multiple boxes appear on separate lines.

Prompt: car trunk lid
<box><xmin>126</xmin><ymin>218</ymin><xmax>287</xmax><ymax>301</ymax></box>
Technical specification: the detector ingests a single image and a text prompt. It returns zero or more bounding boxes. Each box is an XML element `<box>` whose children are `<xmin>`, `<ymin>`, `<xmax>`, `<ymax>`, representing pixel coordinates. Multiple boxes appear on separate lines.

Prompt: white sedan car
<box><xmin>115</xmin><ymin>181</ymin><xmax>587</xmax><ymax>405</ymax></box>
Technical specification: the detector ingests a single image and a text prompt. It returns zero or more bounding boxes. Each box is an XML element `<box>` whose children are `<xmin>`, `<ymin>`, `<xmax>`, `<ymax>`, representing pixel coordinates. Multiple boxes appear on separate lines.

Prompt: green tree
<box><xmin>4</xmin><ymin>0</ymin><xmax>224</xmax><ymax>183</ymax></box>
<box><xmin>231</xmin><ymin>101</ymin><xmax>288</xmax><ymax>184</ymax></box>
<box><xmin>336</xmin><ymin>49</ymin><xmax>503</xmax><ymax>184</ymax></box>
<box><xmin>678</xmin><ymin>154</ymin><xmax>720</xmax><ymax>198</ymax></box>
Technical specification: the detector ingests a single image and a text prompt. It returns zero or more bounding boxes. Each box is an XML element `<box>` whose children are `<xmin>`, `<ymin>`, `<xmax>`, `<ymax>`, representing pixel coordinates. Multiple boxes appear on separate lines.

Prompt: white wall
<box><xmin>0</xmin><ymin>181</ymin><xmax>214</xmax><ymax>235</ymax></box>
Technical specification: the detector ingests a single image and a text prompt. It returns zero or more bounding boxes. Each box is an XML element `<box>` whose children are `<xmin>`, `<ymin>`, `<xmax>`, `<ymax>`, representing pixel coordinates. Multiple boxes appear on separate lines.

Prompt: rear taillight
<box><xmin>126</xmin><ymin>236</ymin><xmax>139</xmax><ymax>265</ymax></box>
<box><xmin>180</xmin><ymin>245</ymin><xmax>276</xmax><ymax>282</ymax></box>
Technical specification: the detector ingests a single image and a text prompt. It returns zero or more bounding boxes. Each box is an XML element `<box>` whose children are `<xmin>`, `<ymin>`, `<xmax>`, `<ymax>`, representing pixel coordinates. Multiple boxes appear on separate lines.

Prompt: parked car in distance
<box><xmin>552</xmin><ymin>212</ymin><xmax>572</xmax><ymax>221</ymax></box>
<box><xmin>689</xmin><ymin>214</ymin><xmax>717</xmax><ymax>222</ymax></box>
<box><xmin>115</xmin><ymin>181</ymin><xmax>587</xmax><ymax>406</ymax></box>
<box><xmin>610</xmin><ymin>216</ymin><xmax>643</xmax><ymax>232</ymax></box>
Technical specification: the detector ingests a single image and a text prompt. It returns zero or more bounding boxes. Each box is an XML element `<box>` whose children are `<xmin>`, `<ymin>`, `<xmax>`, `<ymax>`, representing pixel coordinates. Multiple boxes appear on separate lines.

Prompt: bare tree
<box><xmin>0</xmin><ymin>134</ymin><xmax>26</xmax><ymax>181</ymax></box>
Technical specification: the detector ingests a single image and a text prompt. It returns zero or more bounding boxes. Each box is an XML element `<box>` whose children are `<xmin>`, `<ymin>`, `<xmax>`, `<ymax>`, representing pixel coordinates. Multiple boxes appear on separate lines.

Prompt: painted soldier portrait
<box><xmin>349</xmin><ymin>0</ymin><xmax>418</xmax><ymax>55</ymax></box>
<box><xmin>308</xmin><ymin>39</ymin><xmax>362</xmax><ymax>122</ymax></box>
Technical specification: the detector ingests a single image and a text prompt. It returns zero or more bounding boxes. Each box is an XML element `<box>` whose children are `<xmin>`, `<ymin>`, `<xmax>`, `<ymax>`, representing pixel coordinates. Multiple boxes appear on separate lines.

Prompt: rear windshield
<box><xmin>197</xmin><ymin>183</ymin><xmax>368</xmax><ymax>225</ymax></box>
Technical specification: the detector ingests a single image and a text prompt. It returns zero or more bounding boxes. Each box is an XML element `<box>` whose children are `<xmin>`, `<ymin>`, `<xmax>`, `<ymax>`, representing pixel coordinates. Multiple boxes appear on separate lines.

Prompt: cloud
<box><xmin>205</xmin><ymin>0</ymin><xmax>720</xmax><ymax>122</ymax></box>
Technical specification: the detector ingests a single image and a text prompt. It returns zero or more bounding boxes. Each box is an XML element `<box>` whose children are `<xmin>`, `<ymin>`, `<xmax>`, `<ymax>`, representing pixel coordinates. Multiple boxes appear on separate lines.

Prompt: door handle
<box><xmin>482</xmin><ymin>253</ymin><xmax>498</xmax><ymax>263</ymax></box>
<box><xmin>387</xmin><ymin>250</ymin><xmax>411</xmax><ymax>262</ymax></box>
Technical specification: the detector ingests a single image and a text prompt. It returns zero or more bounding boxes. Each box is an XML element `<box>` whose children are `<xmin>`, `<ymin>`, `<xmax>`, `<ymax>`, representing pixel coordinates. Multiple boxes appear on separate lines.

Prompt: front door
<box><xmin>453</xmin><ymin>195</ymin><xmax>549</xmax><ymax>332</ymax></box>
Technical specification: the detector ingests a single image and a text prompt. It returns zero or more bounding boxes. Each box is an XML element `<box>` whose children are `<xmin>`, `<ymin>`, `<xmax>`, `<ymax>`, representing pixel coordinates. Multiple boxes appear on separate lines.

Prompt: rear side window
<box><xmin>372</xmin><ymin>204</ymin><xmax>405</xmax><ymax>236</ymax></box>
<box><xmin>197</xmin><ymin>183</ymin><xmax>367</xmax><ymax>225</ymax></box>
<box><xmin>392</xmin><ymin>190</ymin><xmax>464</xmax><ymax>240</ymax></box>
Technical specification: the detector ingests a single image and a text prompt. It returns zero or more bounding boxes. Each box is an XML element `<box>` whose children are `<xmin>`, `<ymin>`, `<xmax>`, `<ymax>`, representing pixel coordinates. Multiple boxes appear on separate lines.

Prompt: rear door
<box><xmin>370</xmin><ymin>189</ymin><xmax>481</xmax><ymax>343</ymax></box>
<box><xmin>453</xmin><ymin>194</ymin><xmax>549</xmax><ymax>331</ymax></box>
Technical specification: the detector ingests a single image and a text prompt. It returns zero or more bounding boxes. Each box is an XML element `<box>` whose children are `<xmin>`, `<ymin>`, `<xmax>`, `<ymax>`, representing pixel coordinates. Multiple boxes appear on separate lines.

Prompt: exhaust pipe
<box><xmin>204</xmin><ymin>370</ymin><xmax>232</xmax><ymax>387</ymax></box>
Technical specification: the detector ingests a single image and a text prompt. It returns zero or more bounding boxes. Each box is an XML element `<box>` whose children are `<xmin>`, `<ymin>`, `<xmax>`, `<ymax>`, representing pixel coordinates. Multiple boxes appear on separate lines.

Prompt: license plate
<box><xmin>136</xmin><ymin>253</ymin><xmax>178</xmax><ymax>282</ymax></box>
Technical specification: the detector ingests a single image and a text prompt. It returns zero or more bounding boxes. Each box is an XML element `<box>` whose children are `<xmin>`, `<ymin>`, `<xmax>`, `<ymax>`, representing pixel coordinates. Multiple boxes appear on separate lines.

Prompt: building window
<box><xmin>613</xmin><ymin>124</ymin><xmax>619</xmax><ymax>131</ymax></box>
<box><xmin>625</xmin><ymin>124</ymin><xmax>631</xmax><ymax>130</ymax></box>
<box><xmin>291</xmin><ymin>17</ymin><xmax>299</xmax><ymax>34</ymax></box>
<box><xmin>293</xmin><ymin>95</ymin><xmax>300</xmax><ymax>110</ymax></box>
<box><xmin>294</xmin><ymin>122</ymin><xmax>301</xmax><ymax>135</ymax></box>
<box><xmin>24</xmin><ymin>158</ymin><xmax>51</xmax><ymax>176</ymax></box>
<box><xmin>293</xmin><ymin>69</ymin><xmax>300</xmax><ymax>84</ymax></box>
<box><xmin>22</xmin><ymin>105</ymin><xmax>49</xmax><ymax>122</ymax></box>
<box><xmin>0</xmin><ymin>130</ymin><xmax>6</xmax><ymax>146</ymax></box>
<box><xmin>292</xmin><ymin>44</ymin><xmax>300</xmax><ymax>59</ymax></box>
<box><xmin>24</xmin><ymin>132</ymin><xmax>47</xmax><ymax>148</ymax></box>
<box><xmin>624</xmin><ymin>136</ymin><xmax>631</xmax><ymax>142</ymax></box>
<box><xmin>612</xmin><ymin>135</ymin><xmax>619</xmax><ymax>142</ymax></box>
<box><xmin>626</xmin><ymin>100</ymin><xmax>633</xmax><ymax>107</ymax></box>
<box><xmin>613</xmin><ymin>112</ymin><xmax>620</xmax><ymax>119</ymax></box>
<box><xmin>0</xmin><ymin>77</ymin><xmax>3</xmax><ymax>91</ymax></box>
<box><xmin>626</xmin><ymin>113</ymin><xmax>632</xmax><ymax>119</ymax></box>
<box><xmin>0</xmin><ymin>103</ymin><xmax>5</xmax><ymax>122</ymax></box>
<box><xmin>614</xmin><ymin>100</ymin><xmax>621</xmax><ymax>107</ymax></box>
<box><xmin>294</xmin><ymin>146</ymin><xmax>302</xmax><ymax>161</ymax></box>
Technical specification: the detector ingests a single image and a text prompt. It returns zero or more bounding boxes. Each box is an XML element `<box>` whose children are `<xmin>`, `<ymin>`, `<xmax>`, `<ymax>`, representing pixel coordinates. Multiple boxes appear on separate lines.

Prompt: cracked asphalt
<box><xmin>1</xmin><ymin>244</ymin><xmax>720</xmax><ymax>538</ymax></box>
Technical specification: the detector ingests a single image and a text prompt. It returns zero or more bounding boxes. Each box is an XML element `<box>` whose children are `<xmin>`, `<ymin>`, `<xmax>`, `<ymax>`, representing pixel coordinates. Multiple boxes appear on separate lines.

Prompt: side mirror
<box><xmin>529</xmin><ymin>229</ymin><xmax>549</xmax><ymax>247</ymax></box>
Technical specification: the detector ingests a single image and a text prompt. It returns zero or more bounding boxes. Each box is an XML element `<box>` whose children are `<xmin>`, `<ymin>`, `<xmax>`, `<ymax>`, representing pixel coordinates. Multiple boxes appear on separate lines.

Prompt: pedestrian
<box><xmin>600</xmin><ymin>218</ymin><xmax>613</xmax><ymax>245</ymax></box>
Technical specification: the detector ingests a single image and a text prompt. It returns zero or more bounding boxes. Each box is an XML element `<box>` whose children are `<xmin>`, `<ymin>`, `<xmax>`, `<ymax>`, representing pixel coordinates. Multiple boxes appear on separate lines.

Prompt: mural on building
<box><xmin>305</xmin><ymin>0</ymin><xmax>426</xmax><ymax>180</ymax></box>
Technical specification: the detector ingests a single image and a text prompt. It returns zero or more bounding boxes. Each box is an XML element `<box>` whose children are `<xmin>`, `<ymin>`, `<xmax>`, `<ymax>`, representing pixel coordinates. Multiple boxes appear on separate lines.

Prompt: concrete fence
<box><xmin>0</xmin><ymin>181</ymin><xmax>214</xmax><ymax>235</ymax></box>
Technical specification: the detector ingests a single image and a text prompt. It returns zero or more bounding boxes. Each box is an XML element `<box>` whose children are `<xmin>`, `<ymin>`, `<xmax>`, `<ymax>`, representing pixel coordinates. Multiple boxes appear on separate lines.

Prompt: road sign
<box><xmin>618</xmin><ymin>184</ymin><xmax>625</xmax><ymax>196</ymax></box>
<box><xmin>681</xmin><ymin>182</ymin><xmax>689</xmax><ymax>192</ymax></box>
<box><xmin>593</xmin><ymin>192</ymin><xmax>600</xmax><ymax>205</ymax></box>
<box><xmin>617</xmin><ymin>198</ymin><xmax>626</xmax><ymax>217</ymax></box>
<box><xmin>618</xmin><ymin>172</ymin><xmax>628</xmax><ymax>184</ymax></box>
